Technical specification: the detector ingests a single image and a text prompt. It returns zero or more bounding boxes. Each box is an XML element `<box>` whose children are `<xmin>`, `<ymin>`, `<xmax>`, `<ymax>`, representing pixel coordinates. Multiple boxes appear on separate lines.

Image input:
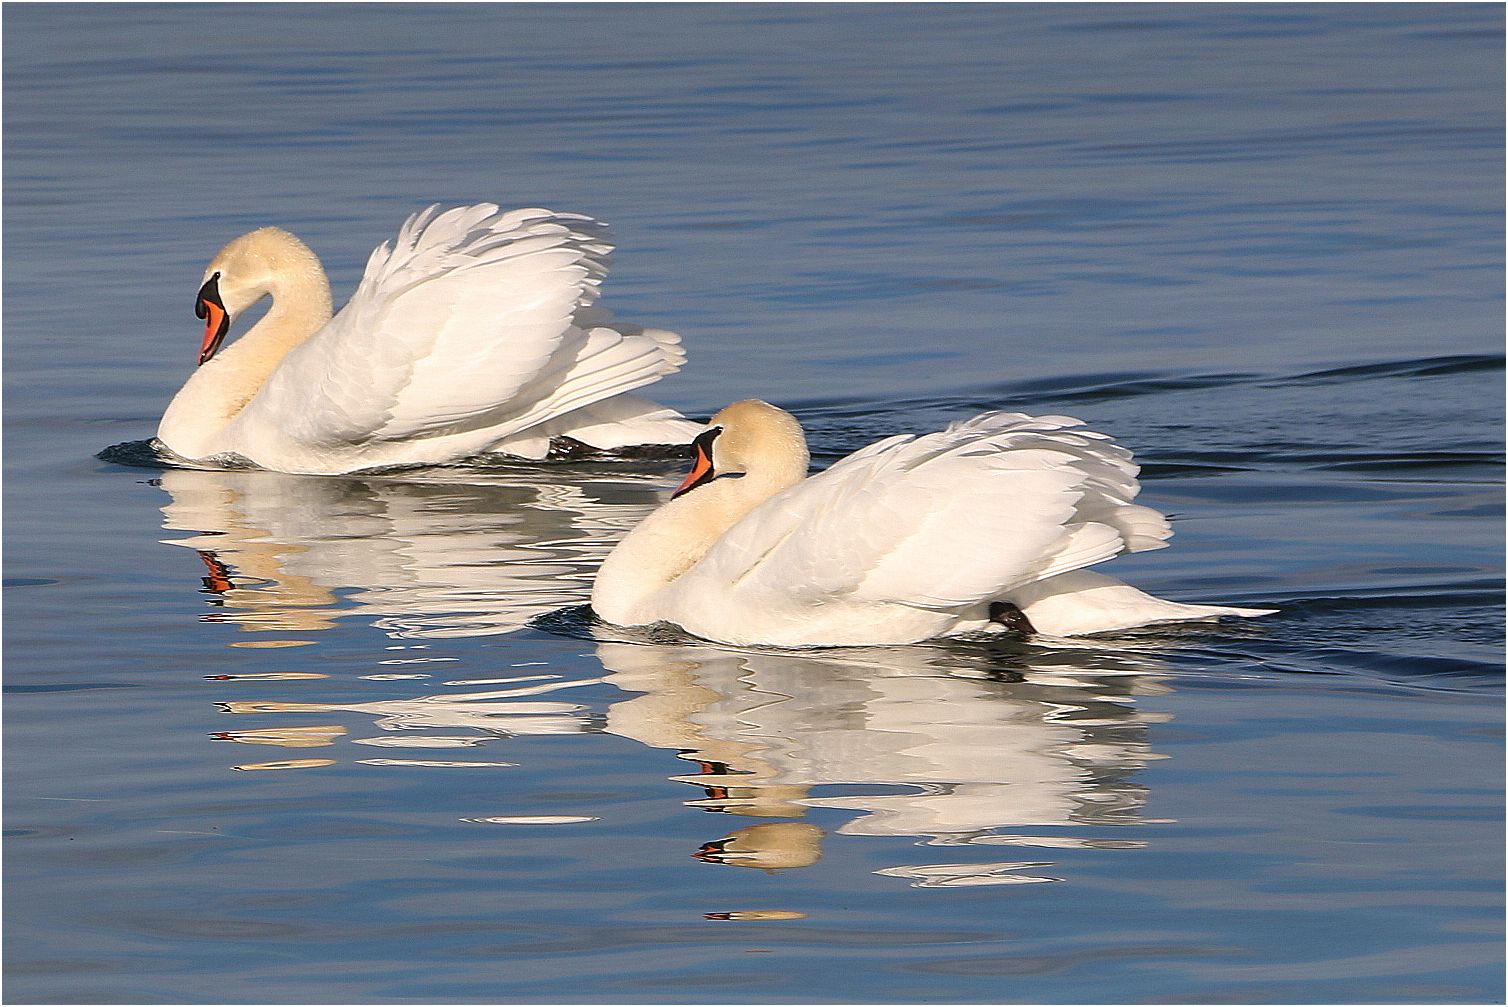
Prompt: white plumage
<box><xmin>591</xmin><ymin>400</ymin><xmax>1273</xmax><ymax>646</ymax></box>
<box><xmin>157</xmin><ymin>204</ymin><xmax>700</xmax><ymax>474</ymax></box>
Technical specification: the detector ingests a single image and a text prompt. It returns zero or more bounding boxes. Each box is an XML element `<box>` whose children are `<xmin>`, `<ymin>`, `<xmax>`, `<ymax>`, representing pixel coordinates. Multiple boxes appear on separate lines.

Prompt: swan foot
<box><xmin>987</xmin><ymin>601</ymin><xmax>1036</xmax><ymax>637</ymax></box>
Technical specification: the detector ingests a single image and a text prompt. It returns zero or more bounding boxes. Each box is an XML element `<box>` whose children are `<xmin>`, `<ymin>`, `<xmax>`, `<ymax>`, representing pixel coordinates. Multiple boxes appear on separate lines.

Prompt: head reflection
<box><xmin>694</xmin><ymin>823</ymin><xmax>824</xmax><ymax>869</ymax></box>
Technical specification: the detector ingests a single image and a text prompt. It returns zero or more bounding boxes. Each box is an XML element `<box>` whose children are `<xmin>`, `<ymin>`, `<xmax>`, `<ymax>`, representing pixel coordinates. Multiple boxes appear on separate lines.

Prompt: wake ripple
<box><xmin>793</xmin><ymin>352</ymin><xmax>1504</xmax><ymax>419</ymax></box>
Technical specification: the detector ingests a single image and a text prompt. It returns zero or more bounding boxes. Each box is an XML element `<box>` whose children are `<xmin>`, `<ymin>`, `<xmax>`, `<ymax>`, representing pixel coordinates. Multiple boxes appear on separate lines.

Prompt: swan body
<box><xmin>157</xmin><ymin>204</ymin><xmax>701</xmax><ymax>473</ymax></box>
<box><xmin>591</xmin><ymin>400</ymin><xmax>1274</xmax><ymax>646</ymax></box>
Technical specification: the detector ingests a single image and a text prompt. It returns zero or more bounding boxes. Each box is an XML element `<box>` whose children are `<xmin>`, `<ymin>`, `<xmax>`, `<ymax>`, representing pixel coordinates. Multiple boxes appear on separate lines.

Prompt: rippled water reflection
<box><xmin>153</xmin><ymin>463</ymin><xmax>674</xmax><ymax>639</ymax></box>
<box><xmin>155</xmin><ymin>459</ymin><xmax>1180</xmax><ymax>881</ymax></box>
<box><xmin>209</xmin><ymin>633</ymin><xmax>1173</xmax><ymax>872</ymax></box>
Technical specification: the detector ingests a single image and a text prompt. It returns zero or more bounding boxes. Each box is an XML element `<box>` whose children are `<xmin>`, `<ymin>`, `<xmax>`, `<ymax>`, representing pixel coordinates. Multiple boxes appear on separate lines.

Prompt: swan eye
<box><xmin>688</xmin><ymin>425</ymin><xmax>721</xmax><ymax>458</ymax></box>
<box><xmin>195</xmin><ymin>272</ymin><xmax>222</xmax><ymax>320</ymax></box>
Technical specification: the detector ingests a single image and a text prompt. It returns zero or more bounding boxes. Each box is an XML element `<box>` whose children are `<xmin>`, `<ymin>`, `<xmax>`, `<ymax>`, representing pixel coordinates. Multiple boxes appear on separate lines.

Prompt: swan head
<box><xmin>672</xmin><ymin>399</ymin><xmax>809</xmax><ymax>498</ymax></box>
<box><xmin>194</xmin><ymin>227</ymin><xmax>324</xmax><ymax>365</ymax></box>
<box><xmin>693</xmin><ymin>822</ymin><xmax>824</xmax><ymax>870</ymax></box>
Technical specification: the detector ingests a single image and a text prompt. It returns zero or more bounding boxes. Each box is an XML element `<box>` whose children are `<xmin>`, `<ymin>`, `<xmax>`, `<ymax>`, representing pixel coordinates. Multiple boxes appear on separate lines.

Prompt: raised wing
<box><xmin>687</xmin><ymin>412</ymin><xmax>1171</xmax><ymax>614</ymax></box>
<box><xmin>237</xmin><ymin>204</ymin><xmax>684</xmax><ymax>450</ymax></box>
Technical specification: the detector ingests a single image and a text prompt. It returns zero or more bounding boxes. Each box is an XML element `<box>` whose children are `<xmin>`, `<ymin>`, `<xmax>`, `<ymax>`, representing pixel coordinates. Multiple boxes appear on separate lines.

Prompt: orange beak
<box><xmin>673</xmin><ymin>442</ymin><xmax>714</xmax><ymax>498</ymax></box>
<box><xmin>672</xmin><ymin>428</ymin><xmax>723</xmax><ymax>500</ymax></box>
<box><xmin>672</xmin><ymin>427</ymin><xmax>721</xmax><ymax>499</ymax></box>
<box><xmin>195</xmin><ymin>273</ymin><xmax>230</xmax><ymax>365</ymax></box>
<box><xmin>197</xmin><ymin>550</ymin><xmax>233</xmax><ymax>594</ymax></box>
<box><xmin>198</xmin><ymin>301</ymin><xmax>228</xmax><ymax>364</ymax></box>
<box><xmin>693</xmin><ymin>839</ymin><xmax>731</xmax><ymax>863</ymax></box>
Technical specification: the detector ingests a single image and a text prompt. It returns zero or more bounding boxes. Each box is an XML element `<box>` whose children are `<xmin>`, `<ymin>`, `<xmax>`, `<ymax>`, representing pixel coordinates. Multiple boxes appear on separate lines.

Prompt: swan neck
<box><xmin>262</xmin><ymin>253</ymin><xmax>334</xmax><ymax>337</ymax></box>
<box><xmin>591</xmin><ymin>467</ymin><xmax>801</xmax><ymax>626</ymax></box>
<box><xmin>211</xmin><ymin>259</ymin><xmax>333</xmax><ymax>409</ymax></box>
<box><xmin>157</xmin><ymin>237</ymin><xmax>333</xmax><ymax>459</ymax></box>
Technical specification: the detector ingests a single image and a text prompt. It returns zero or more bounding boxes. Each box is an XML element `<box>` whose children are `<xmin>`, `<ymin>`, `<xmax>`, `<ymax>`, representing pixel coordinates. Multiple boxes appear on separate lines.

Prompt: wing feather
<box><xmin>234</xmin><ymin>204</ymin><xmax>682</xmax><ymax>451</ymax></box>
<box><xmin>686</xmin><ymin>413</ymin><xmax>1169</xmax><ymax>615</ymax></box>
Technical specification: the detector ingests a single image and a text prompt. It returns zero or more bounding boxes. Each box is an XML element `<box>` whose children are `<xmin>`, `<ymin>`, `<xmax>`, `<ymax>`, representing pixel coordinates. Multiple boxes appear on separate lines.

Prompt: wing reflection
<box><xmin>594</xmin><ymin>640</ymin><xmax>1171</xmax><ymax>884</ymax></box>
<box><xmin>156</xmin><ymin>465</ymin><xmax>666</xmax><ymax>638</ymax></box>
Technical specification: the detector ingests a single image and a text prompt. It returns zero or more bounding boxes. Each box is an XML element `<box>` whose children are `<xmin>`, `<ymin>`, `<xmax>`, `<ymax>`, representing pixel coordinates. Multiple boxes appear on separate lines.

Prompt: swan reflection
<box><xmin>169</xmin><ymin>463</ymin><xmax>1178</xmax><ymax>885</ymax></box>
<box><xmin>213</xmin><ymin>634</ymin><xmax>1172</xmax><ymax>886</ymax></box>
<box><xmin>595</xmin><ymin>640</ymin><xmax>1168</xmax><ymax>883</ymax></box>
<box><xmin>156</xmin><ymin>464</ymin><xmax>667</xmax><ymax>638</ymax></box>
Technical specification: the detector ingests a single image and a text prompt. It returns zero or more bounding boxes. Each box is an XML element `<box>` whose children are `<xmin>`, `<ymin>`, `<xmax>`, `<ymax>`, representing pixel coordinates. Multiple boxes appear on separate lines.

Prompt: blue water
<box><xmin>4</xmin><ymin>4</ymin><xmax>1503</xmax><ymax>1003</ymax></box>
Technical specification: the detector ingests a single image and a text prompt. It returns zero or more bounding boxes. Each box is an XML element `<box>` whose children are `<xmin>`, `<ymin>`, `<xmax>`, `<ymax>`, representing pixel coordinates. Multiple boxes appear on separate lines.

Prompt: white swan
<box><xmin>157</xmin><ymin>203</ymin><xmax>701</xmax><ymax>473</ymax></box>
<box><xmin>591</xmin><ymin>400</ymin><xmax>1274</xmax><ymax>646</ymax></box>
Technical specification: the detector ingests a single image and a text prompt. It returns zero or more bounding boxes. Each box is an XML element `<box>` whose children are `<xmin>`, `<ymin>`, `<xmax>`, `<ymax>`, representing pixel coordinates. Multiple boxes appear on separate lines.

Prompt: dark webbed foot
<box><xmin>988</xmin><ymin>601</ymin><xmax>1035</xmax><ymax>636</ymax></box>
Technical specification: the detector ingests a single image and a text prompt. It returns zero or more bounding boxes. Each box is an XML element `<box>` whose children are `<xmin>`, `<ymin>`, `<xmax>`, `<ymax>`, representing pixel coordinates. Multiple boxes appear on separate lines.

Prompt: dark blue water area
<box><xmin>4</xmin><ymin>4</ymin><xmax>1503</xmax><ymax>1004</ymax></box>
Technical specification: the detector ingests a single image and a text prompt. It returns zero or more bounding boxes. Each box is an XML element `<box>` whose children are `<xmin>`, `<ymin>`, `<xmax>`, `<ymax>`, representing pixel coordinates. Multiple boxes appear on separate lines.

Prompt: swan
<box><xmin>156</xmin><ymin>203</ymin><xmax>702</xmax><ymax>473</ymax></box>
<box><xmin>591</xmin><ymin>400</ymin><xmax>1274</xmax><ymax>646</ymax></box>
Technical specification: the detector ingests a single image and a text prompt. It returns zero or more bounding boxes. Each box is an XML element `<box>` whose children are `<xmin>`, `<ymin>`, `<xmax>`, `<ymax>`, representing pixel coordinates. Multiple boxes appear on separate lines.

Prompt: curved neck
<box><xmin>592</xmin><ymin>458</ymin><xmax>807</xmax><ymax>625</ymax></box>
<box><xmin>218</xmin><ymin>263</ymin><xmax>333</xmax><ymax>401</ymax></box>
<box><xmin>157</xmin><ymin>255</ymin><xmax>332</xmax><ymax>457</ymax></box>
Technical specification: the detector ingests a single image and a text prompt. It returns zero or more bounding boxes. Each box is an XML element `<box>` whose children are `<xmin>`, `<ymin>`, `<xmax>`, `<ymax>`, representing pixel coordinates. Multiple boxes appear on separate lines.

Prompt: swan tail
<box><xmin>1009</xmin><ymin>570</ymin><xmax>1276</xmax><ymax>636</ymax></box>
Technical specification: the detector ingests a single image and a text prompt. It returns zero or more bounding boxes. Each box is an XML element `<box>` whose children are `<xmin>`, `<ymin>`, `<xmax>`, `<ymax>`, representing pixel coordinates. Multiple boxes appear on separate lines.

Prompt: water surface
<box><xmin>4</xmin><ymin>4</ymin><xmax>1503</xmax><ymax>1003</ymax></box>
